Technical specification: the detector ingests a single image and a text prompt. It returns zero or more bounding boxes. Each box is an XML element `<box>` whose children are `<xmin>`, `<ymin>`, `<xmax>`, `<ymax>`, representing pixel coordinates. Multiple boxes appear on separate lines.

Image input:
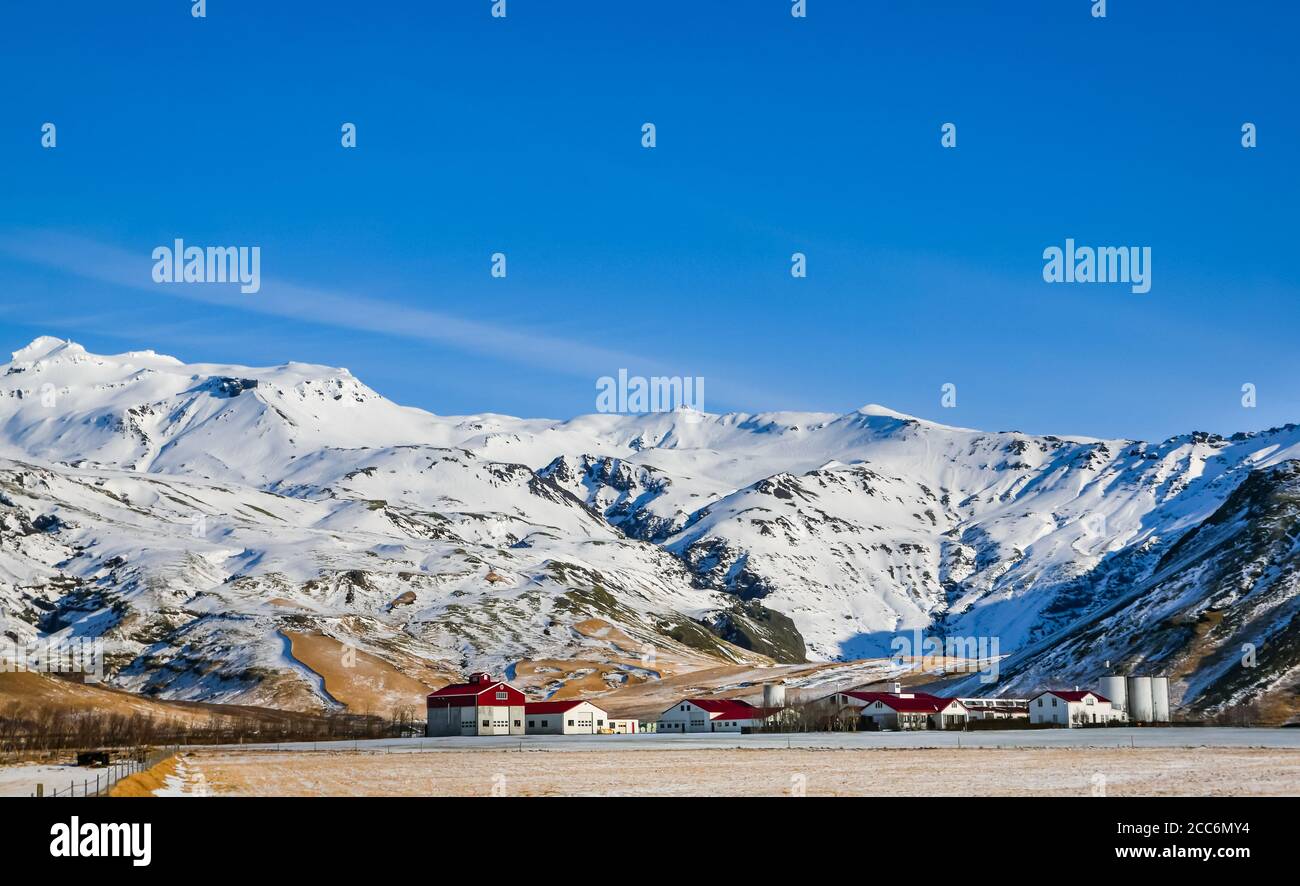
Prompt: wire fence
<box><xmin>30</xmin><ymin>745</ymin><xmax>179</xmax><ymax>797</ymax></box>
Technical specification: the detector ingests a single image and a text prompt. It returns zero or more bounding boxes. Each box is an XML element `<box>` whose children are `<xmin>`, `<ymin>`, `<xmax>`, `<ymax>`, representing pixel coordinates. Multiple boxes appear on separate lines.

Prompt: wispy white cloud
<box><xmin>0</xmin><ymin>229</ymin><xmax>649</xmax><ymax>378</ymax></box>
<box><xmin>0</xmin><ymin>229</ymin><xmax>817</xmax><ymax>412</ymax></box>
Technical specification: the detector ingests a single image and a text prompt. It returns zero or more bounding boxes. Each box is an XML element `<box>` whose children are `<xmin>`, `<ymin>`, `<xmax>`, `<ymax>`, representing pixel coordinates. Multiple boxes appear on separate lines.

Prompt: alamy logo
<box><xmin>889</xmin><ymin>628</ymin><xmax>1001</xmax><ymax>683</ymax></box>
<box><xmin>1042</xmin><ymin>239</ymin><xmax>1151</xmax><ymax>294</ymax></box>
<box><xmin>152</xmin><ymin>239</ymin><xmax>261</xmax><ymax>294</ymax></box>
<box><xmin>50</xmin><ymin>817</ymin><xmax>151</xmax><ymax>867</ymax></box>
<box><xmin>596</xmin><ymin>369</ymin><xmax>704</xmax><ymax>416</ymax></box>
<box><xmin>2</xmin><ymin>638</ymin><xmax>104</xmax><ymax>683</ymax></box>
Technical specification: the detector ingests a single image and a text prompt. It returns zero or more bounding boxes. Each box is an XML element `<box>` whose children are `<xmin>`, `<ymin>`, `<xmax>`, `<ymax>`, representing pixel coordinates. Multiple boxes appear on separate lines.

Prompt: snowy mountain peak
<box><xmin>855</xmin><ymin>403</ymin><xmax>920</xmax><ymax>421</ymax></box>
<box><xmin>10</xmin><ymin>335</ymin><xmax>86</xmax><ymax>365</ymax></box>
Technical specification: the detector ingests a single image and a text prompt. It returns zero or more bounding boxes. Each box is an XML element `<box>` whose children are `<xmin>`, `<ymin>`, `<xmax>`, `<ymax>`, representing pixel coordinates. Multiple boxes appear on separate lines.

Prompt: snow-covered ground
<box><xmin>217</xmin><ymin>727</ymin><xmax>1300</xmax><ymax>753</ymax></box>
<box><xmin>0</xmin><ymin>761</ymin><xmax>85</xmax><ymax>797</ymax></box>
<box><xmin>182</xmin><ymin>741</ymin><xmax>1300</xmax><ymax>796</ymax></box>
<box><xmin>152</xmin><ymin>757</ymin><xmax>209</xmax><ymax>796</ymax></box>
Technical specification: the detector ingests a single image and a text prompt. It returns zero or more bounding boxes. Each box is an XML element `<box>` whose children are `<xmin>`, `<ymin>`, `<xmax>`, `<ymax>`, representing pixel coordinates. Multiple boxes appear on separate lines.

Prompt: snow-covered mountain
<box><xmin>2</xmin><ymin>337</ymin><xmax>1298</xmax><ymax>720</ymax></box>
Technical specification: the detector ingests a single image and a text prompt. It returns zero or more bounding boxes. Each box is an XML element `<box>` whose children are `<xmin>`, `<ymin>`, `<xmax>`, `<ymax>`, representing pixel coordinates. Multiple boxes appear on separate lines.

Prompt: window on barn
<box><xmin>496</xmin><ymin>691</ymin><xmax>508</xmax><ymax>700</ymax></box>
<box><xmin>481</xmin><ymin>720</ymin><xmax>489</xmax><ymax>727</ymax></box>
<box><xmin>528</xmin><ymin>721</ymin><xmax>535</xmax><ymax>728</ymax></box>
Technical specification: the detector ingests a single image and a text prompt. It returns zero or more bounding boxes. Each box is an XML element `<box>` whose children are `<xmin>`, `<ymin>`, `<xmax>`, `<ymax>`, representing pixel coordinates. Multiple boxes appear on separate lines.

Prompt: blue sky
<box><xmin>0</xmin><ymin>1</ymin><xmax>1296</xmax><ymax>441</ymax></box>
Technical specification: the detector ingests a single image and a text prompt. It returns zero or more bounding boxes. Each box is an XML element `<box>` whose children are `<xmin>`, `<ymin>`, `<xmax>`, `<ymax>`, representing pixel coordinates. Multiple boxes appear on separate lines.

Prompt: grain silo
<box><xmin>762</xmin><ymin>682</ymin><xmax>786</xmax><ymax>708</ymax></box>
<box><xmin>1100</xmin><ymin>675</ymin><xmax>1128</xmax><ymax>713</ymax></box>
<box><xmin>1151</xmin><ymin>676</ymin><xmax>1170</xmax><ymax>722</ymax></box>
<box><xmin>1126</xmin><ymin>676</ymin><xmax>1154</xmax><ymax>722</ymax></box>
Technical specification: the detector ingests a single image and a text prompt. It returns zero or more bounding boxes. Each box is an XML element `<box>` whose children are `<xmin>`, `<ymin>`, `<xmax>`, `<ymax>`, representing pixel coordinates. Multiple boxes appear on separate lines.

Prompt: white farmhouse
<box><xmin>824</xmin><ymin>690</ymin><xmax>968</xmax><ymax>730</ymax></box>
<box><xmin>861</xmin><ymin>694</ymin><xmax>968</xmax><ymax>731</ymax></box>
<box><xmin>657</xmin><ymin>698</ymin><xmax>773</xmax><ymax>733</ymax></box>
<box><xmin>1029</xmin><ymin>690</ymin><xmax>1121</xmax><ymax>727</ymax></box>
<box><xmin>524</xmin><ymin>700</ymin><xmax>609</xmax><ymax>735</ymax></box>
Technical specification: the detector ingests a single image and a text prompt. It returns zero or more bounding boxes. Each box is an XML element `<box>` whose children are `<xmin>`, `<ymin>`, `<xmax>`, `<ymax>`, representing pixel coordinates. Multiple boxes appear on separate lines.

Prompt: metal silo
<box><xmin>1151</xmin><ymin>677</ymin><xmax>1170</xmax><ymax>722</ymax></box>
<box><xmin>1126</xmin><ymin>676</ymin><xmax>1154</xmax><ymax>722</ymax></box>
<box><xmin>762</xmin><ymin>682</ymin><xmax>786</xmax><ymax>708</ymax></box>
<box><xmin>1100</xmin><ymin>676</ymin><xmax>1128</xmax><ymax>713</ymax></box>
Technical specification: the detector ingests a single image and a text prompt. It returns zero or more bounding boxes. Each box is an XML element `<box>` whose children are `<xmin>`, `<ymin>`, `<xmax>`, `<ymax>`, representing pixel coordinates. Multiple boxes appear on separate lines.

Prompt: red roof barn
<box><xmin>824</xmin><ymin>689</ymin><xmax>969</xmax><ymax>731</ymax></box>
<box><xmin>657</xmin><ymin>697</ymin><xmax>778</xmax><ymax>733</ymax></box>
<box><xmin>426</xmin><ymin>673</ymin><xmax>526</xmax><ymax>737</ymax></box>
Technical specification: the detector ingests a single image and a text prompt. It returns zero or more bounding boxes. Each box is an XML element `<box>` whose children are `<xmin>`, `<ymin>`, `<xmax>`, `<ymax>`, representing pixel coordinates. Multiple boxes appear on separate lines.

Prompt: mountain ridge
<box><xmin>2</xmin><ymin>337</ymin><xmax>1297</xmax><ymax>721</ymax></box>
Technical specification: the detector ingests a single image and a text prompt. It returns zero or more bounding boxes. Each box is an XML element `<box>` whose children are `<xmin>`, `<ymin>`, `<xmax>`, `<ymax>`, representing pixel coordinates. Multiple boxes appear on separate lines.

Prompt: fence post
<box><xmin>35</xmin><ymin>783</ymin><xmax>43</xmax><ymax>798</ymax></box>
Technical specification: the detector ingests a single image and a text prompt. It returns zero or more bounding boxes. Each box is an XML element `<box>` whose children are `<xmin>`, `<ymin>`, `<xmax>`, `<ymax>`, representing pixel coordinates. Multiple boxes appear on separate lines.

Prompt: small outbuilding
<box><xmin>960</xmin><ymin>698</ymin><xmax>1030</xmax><ymax>720</ymax></box>
<box><xmin>524</xmin><ymin>700</ymin><xmax>609</xmax><ymax>735</ymax></box>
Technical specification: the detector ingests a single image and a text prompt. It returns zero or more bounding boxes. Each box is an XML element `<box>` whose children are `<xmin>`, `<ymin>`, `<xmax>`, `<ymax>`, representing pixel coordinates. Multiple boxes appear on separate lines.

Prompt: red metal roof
<box><xmin>1041</xmin><ymin>690</ymin><xmax>1109</xmax><ymax>703</ymax></box>
<box><xmin>683</xmin><ymin>698</ymin><xmax>765</xmax><ymax>720</ymax></box>
<box><xmin>426</xmin><ymin>676</ymin><xmax>525</xmax><ymax>708</ymax></box>
<box><xmin>879</xmin><ymin>696</ymin><xmax>960</xmax><ymax>714</ymax></box>
<box><xmin>427</xmin><ymin>681</ymin><xmax>499</xmax><ymax>698</ymax></box>
<box><xmin>840</xmin><ymin>691</ymin><xmax>964</xmax><ymax>714</ymax></box>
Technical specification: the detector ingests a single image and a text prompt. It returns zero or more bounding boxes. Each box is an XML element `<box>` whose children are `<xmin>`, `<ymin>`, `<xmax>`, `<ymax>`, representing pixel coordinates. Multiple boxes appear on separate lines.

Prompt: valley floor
<box><xmin>128</xmin><ymin>730</ymin><xmax>1300</xmax><ymax>797</ymax></box>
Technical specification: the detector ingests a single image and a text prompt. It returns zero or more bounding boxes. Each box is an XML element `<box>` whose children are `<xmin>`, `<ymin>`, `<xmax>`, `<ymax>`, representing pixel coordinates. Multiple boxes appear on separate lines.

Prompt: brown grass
<box><xmin>571</xmin><ymin>619</ymin><xmax>645</xmax><ymax>656</ymax></box>
<box><xmin>0</xmin><ymin>672</ymin><xmax>323</xmax><ymax>728</ymax></box>
<box><xmin>1170</xmin><ymin>609</ymin><xmax>1226</xmax><ymax>683</ymax></box>
<box><xmin>108</xmin><ymin>756</ymin><xmax>178</xmax><ymax>797</ymax></box>
<box><xmin>512</xmin><ymin>658</ymin><xmax>651</xmax><ymax>700</ymax></box>
<box><xmin>280</xmin><ymin>631</ymin><xmax>443</xmax><ymax>716</ymax></box>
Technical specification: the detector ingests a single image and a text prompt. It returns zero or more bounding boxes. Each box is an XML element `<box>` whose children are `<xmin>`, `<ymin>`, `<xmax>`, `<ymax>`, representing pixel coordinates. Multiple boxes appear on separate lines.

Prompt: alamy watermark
<box><xmin>595</xmin><ymin>369</ymin><xmax>704</xmax><ymax>417</ymax></box>
<box><xmin>889</xmin><ymin>628</ymin><xmax>1000</xmax><ymax>684</ymax></box>
<box><xmin>50</xmin><ymin>817</ymin><xmax>151</xmax><ymax>867</ymax></box>
<box><xmin>152</xmin><ymin>239</ymin><xmax>261</xmax><ymax>294</ymax></box>
<box><xmin>1</xmin><ymin>637</ymin><xmax>104</xmax><ymax>683</ymax></box>
<box><xmin>1042</xmin><ymin>239</ymin><xmax>1151</xmax><ymax>294</ymax></box>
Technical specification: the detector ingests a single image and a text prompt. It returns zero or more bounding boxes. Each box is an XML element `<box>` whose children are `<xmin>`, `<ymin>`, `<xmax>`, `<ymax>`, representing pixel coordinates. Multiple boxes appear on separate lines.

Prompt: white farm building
<box><xmin>960</xmin><ymin>698</ymin><xmax>1030</xmax><ymax>721</ymax></box>
<box><xmin>823</xmin><ymin>690</ymin><xmax>969</xmax><ymax>730</ymax></box>
<box><xmin>524</xmin><ymin>700</ymin><xmax>609</xmax><ymax>735</ymax></box>
<box><xmin>1029</xmin><ymin>690</ymin><xmax>1124</xmax><ymax>727</ymax></box>
<box><xmin>657</xmin><ymin>699</ymin><xmax>775</xmax><ymax>733</ymax></box>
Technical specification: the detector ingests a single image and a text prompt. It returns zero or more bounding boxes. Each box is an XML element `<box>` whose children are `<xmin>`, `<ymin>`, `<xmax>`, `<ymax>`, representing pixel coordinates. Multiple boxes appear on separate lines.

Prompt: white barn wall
<box><xmin>525</xmin><ymin>702</ymin><xmax>607</xmax><ymax>735</ymax></box>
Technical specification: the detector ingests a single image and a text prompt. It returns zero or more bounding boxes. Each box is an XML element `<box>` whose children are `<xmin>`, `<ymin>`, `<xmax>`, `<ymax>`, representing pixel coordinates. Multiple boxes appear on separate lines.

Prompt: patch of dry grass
<box><xmin>0</xmin><ymin>672</ymin><xmax>324</xmax><ymax>729</ymax></box>
<box><xmin>281</xmin><ymin>631</ymin><xmax>441</xmax><ymax>716</ymax></box>
<box><xmin>108</xmin><ymin>756</ymin><xmax>178</xmax><ymax>797</ymax></box>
